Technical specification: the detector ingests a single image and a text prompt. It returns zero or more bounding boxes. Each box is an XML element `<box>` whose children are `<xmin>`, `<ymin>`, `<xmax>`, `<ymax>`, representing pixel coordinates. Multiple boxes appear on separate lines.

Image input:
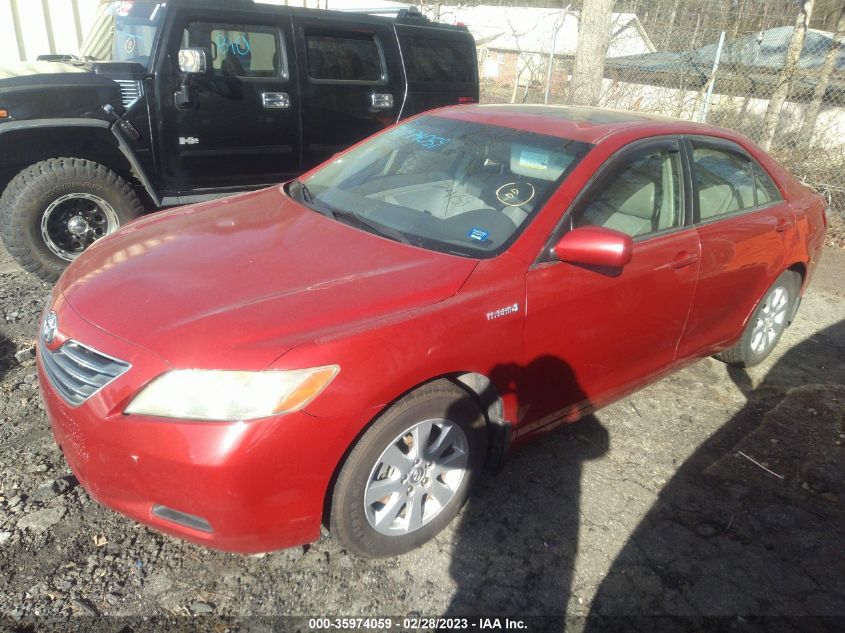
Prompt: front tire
<box><xmin>716</xmin><ymin>270</ymin><xmax>800</xmax><ymax>367</ymax></box>
<box><xmin>330</xmin><ymin>380</ymin><xmax>487</xmax><ymax>558</ymax></box>
<box><xmin>0</xmin><ymin>158</ymin><xmax>143</xmax><ymax>282</ymax></box>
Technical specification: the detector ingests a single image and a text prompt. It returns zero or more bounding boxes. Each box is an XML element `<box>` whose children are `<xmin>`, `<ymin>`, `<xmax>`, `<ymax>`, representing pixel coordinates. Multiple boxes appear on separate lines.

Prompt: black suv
<box><xmin>0</xmin><ymin>0</ymin><xmax>478</xmax><ymax>281</ymax></box>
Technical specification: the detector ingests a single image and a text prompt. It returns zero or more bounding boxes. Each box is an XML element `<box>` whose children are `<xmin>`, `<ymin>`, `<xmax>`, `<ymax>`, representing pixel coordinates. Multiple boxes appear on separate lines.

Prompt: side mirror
<box><xmin>178</xmin><ymin>48</ymin><xmax>209</xmax><ymax>75</ymax></box>
<box><xmin>554</xmin><ymin>226</ymin><xmax>633</xmax><ymax>269</ymax></box>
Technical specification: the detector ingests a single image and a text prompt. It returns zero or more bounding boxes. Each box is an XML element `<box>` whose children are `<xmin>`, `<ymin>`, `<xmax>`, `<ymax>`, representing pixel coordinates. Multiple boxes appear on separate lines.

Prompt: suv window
<box><xmin>574</xmin><ymin>146</ymin><xmax>683</xmax><ymax>238</ymax></box>
<box><xmin>692</xmin><ymin>146</ymin><xmax>756</xmax><ymax>219</ymax></box>
<box><xmin>401</xmin><ymin>36</ymin><xmax>475</xmax><ymax>83</ymax></box>
<box><xmin>182</xmin><ymin>23</ymin><xmax>284</xmax><ymax>78</ymax></box>
<box><xmin>305</xmin><ymin>33</ymin><xmax>383</xmax><ymax>81</ymax></box>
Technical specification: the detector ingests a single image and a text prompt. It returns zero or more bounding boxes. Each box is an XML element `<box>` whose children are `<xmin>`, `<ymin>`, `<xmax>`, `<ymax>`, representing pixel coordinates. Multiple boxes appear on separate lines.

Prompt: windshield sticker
<box><xmin>519</xmin><ymin>150</ymin><xmax>550</xmax><ymax>171</ymax></box>
<box><xmin>468</xmin><ymin>227</ymin><xmax>490</xmax><ymax>242</ymax></box>
<box><xmin>408</xmin><ymin>129</ymin><xmax>451</xmax><ymax>150</ymax></box>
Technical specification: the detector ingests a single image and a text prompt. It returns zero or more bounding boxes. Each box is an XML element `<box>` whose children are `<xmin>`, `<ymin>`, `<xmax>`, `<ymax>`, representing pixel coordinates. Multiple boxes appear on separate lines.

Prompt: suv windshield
<box><xmin>79</xmin><ymin>1</ymin><xmax>166</xmax><ymax>69</ymax></box>
<box><xmin>295</xmin><ymin>115</ymin><xmax>591</xmax><ymax>257</ymax></box>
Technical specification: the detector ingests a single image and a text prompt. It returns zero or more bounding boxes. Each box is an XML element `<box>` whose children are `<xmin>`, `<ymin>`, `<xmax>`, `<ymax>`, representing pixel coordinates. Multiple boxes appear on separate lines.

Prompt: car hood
<box><xmin>57</xmin><ymin>186</ymin><xmax>478</xmax><ymax>369</ymax></box>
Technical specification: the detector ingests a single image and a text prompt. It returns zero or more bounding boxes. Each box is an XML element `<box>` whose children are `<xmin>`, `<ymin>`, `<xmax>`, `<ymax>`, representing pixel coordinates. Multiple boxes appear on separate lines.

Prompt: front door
<box><xmin>293</xmin><ymin>16</ymin><xmax>404</xmax><ymax>170</ymax></box>
<box><xmin>156</xmin><ymin>8</ymin><xmax>301</xmax><ymax>194</ymax></box>
<box><xmin>521</xmin><ymin>138</ymin><xmax>700</xmax><ymax>434</ymax></box>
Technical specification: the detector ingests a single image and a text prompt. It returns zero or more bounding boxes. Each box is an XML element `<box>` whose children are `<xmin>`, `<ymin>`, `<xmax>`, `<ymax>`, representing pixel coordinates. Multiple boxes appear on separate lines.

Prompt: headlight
<box><xmin>124</xmin><ymin>366</ymin><xmax>339</xmax><ymax>421</ymax></box>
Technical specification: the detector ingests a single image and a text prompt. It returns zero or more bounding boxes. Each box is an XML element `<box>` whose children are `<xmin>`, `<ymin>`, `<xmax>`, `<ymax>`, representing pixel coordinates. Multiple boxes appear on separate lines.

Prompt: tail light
<box><xmin>458</xmin><ymin>96</ymin><xmax>476</xmax><ymax>104</ymax></box>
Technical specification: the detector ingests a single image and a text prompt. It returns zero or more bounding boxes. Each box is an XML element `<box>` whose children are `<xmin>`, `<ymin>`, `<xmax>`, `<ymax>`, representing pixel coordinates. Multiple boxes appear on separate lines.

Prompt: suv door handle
<box><xmin>669</xmin><ymin>252</ymin><xmax>700</xmax><ymax>269</ymax></box>
<box><xmin>371</xmin><ymin>93</ymin><xmax>394</xmax><ymax>110</ymax></box>
<box><xmin>775</xmin><ymin>218</ymin><xmax>794</xmax><ymax>232</ymax></box>
<box><xmin>262</xmin><ymin>92</ymin><xmax>290</xmax><ymax>109</ymax></box>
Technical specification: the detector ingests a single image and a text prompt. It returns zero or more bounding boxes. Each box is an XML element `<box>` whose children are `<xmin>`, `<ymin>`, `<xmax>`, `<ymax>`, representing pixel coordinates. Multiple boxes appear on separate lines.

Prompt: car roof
<box><xmin>433</xmin><ymin>104</ymin><xmax>746</xmax><ymax>146</ymax></box>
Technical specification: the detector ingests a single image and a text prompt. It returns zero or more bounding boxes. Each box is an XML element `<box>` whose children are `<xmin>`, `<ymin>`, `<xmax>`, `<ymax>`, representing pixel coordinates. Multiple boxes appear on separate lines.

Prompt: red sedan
<box><xmin>38</xmin><ymin>105</ymin><xmax>828</xmax><ymax>558</ymax></box>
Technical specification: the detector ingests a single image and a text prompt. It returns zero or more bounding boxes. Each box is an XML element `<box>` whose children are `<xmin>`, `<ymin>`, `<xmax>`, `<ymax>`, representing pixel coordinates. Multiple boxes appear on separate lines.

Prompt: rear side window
<box><xmin>401</xmin><ymin>36</ymin><xmax>475</xmax><ymax>83</ymax></box>
<box><xmin>305</xmin><ymin>33</ymin><xmax>383</xmax><ymax>81</ymax></box>
<box><xmin>692</xmin><ymin>146</ymin><xmax>755</xmax><ymax>219</ymax></box>
<box><xmin>182</xmin><ymin>23</ymin><xmax>284</xmax><ymax>79</ymax></box>
<box><xmin>754</xmin><ymin>165</ymin><xmax>784</xmax><ymax>205</ymax></box>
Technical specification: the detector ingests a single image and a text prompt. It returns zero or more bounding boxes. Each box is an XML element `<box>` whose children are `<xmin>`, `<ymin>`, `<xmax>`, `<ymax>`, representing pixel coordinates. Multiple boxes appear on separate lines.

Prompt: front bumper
<box><xmin>38</xmin><ymin>296</ymin><xmax>376</xmax><ymax>553</ymax></box>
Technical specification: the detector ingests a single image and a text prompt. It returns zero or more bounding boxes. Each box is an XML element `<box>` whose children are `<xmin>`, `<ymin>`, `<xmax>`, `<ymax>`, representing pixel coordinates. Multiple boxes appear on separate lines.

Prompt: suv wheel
<box><xmin>0</xmin><ymin>158</ymin><xmax>143</xmax><ymax>282</ymax></box>
<box><xmin>330</xmin><ymin>380</ymin><xmax>487</xmax><ymax>558</ymax></box>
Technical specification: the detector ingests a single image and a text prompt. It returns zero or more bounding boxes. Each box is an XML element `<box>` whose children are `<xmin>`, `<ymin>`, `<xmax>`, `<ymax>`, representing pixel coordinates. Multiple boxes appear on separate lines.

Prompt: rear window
<box><xmin>305</xmin><ymin>33</ymin><xmax>383</xmax><ymax>82</ymax></box>
<box><xmin>400</xmin><ymin>36</ymin><xmax>475</xmax><ymax>83</ymax></box>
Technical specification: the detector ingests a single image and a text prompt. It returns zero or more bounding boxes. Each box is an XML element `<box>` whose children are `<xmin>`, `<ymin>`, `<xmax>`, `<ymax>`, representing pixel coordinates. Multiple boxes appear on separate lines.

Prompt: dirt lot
<box><xmin>0</xmin><ymin>246</ymin><xmax>843</xmax><ymax>629</ymax></box>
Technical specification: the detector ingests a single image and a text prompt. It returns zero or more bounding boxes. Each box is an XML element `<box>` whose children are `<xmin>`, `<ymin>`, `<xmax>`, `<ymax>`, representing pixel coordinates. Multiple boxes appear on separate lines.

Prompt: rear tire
<box><xmin>330</xmin><ymin>380</ymin><xmax>487</xmax><ymax>558</ymax></box>
<box><xmin>716</xmin><ymin>270</ymin><xmax>800</xmax><ymax>368</ymax></box>
<box><xmin>0</xmin><ymin>158</ymin><xmax>143</xmax><ymax>282</ymax></box>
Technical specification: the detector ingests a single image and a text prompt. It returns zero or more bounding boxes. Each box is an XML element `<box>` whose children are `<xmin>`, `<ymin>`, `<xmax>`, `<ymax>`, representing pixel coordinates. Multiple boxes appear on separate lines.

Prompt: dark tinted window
<box><xmin>401</xmin><ymin>36</ymin><xmax>475</xmax><ymax>83</ymax></box>
<box><xmin>182</xmin><ymin>23</ymin><xmax>284</xmax><ymax>78</ymax></box>
<box><xmin>305</xmin><ymin>33</ymin><xmax>382</xmax><ymax>81</ymax></box>
<box><xmin>692</xmin><ymin>146</ymin><xmax>755</xmax><ymax>219</ymax></box>
<box><xmin>754</xmin><ymin>164</ymin><xmax>783</xmax><ymax>205</ymax></box>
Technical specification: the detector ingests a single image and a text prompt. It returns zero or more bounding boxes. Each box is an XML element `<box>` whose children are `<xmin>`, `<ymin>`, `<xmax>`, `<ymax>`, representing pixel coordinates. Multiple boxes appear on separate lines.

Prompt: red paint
<box><xmin>553</xmin><ymin>226</ymin><xmax>634</xmax><ymax>269</ymax></box>
<box><xmin>40</xmin><ymin>106</ymin><xmax>827</xmax><ymax>553</ymax></box>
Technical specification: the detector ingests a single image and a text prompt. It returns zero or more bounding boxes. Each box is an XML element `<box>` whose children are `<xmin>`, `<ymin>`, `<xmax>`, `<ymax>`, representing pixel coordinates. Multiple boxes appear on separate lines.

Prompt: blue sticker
<box><xmin>468</xmin><ymin>227</ymin><xmax>490</xmax><ymax>242</ymax></box>
<box><xmin>407</xmin><ymin>128</ymin><xmax>451</xmax><ymax>149</ymax></box>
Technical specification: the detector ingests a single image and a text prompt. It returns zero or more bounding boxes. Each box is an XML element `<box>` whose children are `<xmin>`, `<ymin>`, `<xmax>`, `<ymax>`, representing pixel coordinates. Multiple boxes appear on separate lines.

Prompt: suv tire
<box><xmin>1</xmin><ymin>158</ymin><xmax>143</xmax><ymax>282</ymax></box>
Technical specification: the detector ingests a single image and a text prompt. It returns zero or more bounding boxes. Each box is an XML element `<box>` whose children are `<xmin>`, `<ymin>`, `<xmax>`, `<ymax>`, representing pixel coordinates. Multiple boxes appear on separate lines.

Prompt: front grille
<box><xmin>115</xmin><ymin>79</ymin><xmax>144</xmax><ymax>108</ymax></box>
<box><xmin>41</xmin><ymin>340</ymin><xmax>130</xmax><ymax>406</ymax></box>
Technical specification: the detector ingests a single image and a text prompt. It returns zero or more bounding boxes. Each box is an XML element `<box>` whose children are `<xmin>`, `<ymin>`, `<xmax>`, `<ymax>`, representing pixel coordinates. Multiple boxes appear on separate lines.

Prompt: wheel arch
<box><xmin>0</xmin><ymin>124</ymin><xmax>157</xmax><ymax>209</ymax></box>
<box><xmin>319</xmin><ymin>371</ymin><xmax>509</xmax><ymax>527</ymax></box>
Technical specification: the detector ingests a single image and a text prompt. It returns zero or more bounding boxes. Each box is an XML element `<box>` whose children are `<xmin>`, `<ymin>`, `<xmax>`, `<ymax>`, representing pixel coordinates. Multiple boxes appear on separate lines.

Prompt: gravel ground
<box><xmin>0</xmin><ymin>246</ymin><xmax>843</xmax><ymax>629</ymax></box>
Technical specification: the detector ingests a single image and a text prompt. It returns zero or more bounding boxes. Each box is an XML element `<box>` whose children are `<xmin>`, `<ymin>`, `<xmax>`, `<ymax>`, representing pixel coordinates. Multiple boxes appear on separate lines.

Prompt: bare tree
<box><xmin>760</xmin><ymin>0</ymin><xmax>815</xmax><ymax>151</ymax></box>
<box><xmin>798</xmin><ymin>5</ymin><xmax>845</xmax><ymax>145</ymax></box>
<box><xmin>569</xmin><ymin>0</ymin><xmax>616</xmax><ymax>106</ymax></box>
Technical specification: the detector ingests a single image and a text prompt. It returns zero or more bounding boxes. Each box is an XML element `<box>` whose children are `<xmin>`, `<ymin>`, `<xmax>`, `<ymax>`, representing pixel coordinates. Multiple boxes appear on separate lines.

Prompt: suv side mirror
<box><xmin>178</xmin><ymin>48</ymin><xmax>209</xmax><ymax>75</ymax></box>
<box><xmin>554</xmin><ymin>226</ymin><xmax>633</xmax><ymax>269</ymax></box>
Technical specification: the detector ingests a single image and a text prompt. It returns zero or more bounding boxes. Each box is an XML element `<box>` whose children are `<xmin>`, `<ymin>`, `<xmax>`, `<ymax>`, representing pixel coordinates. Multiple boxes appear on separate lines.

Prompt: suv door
<box><xmin>521</xmin><ymin>138</ymin><xmax>700</xmax><ymax>434</ymax></box>
<box><xmin>155</xmin><ymin>7</ymin><xmax>300</xmax><ymax>194</ymax></box>
<box><xmin>675</xmin><ymin>136</ymin><xmax>797</xmax><ymax>361</ymax></box>
<box><xmin>294</xmin><ymin>16</ymin><xmax>404</xmax><ymax>169</ymax></box>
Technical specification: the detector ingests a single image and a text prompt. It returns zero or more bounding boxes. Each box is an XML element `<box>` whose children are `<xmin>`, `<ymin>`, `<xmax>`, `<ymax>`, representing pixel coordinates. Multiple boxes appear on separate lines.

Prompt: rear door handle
<box><xmin>262</xmin><ymin>92</ymin><xmax>290</xmax><ymax>109</ymax></box>
<box><xmin>775</xmin><ymin>219</ymin><xmax>794</xmax><ymax>233</ymax></box>
<box><xmin>670</xmin><ymin>252</ymin><xmax>700</xmax><ymax>269</ymax></box>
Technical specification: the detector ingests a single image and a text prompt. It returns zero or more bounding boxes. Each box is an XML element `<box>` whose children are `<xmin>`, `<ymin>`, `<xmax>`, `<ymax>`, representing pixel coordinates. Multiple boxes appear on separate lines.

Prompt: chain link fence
<box><xmin>463</xmin><ymin>5</ymin><xmax>845</xmax><ymax>247</ymax></box>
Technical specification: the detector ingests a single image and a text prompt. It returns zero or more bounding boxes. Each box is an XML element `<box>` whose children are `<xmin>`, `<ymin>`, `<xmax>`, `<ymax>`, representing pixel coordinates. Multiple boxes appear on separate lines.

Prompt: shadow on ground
<box><xmin>582</xmin><ymin>319</ymin><xmax>845</xmax><ymax>631</ymax></box>
<box><xmin>438</xmin><ymin>321</ymin><xmax>844</xmax><ymax>629</ymax></box>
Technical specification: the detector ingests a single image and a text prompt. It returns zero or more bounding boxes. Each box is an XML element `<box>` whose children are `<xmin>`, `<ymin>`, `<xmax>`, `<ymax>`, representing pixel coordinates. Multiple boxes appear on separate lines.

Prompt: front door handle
<box><xmin>371</xmin><ymin>93</ymin><xmax>394</xmax><ymax>110</ymax></box>
<box><xmin>670</xmin><ymin>252</ymin><xmax>700</xmax><ymax>269</ymax></box>
<box><xmin>775</xmin><ymin>218</ymin><xmax>794</xmax><ymax>233</ymax></box>
<box><xmin>262</xmin><ymin>92</ymin><xmax>290</xmax><ymax>109</ymax></box>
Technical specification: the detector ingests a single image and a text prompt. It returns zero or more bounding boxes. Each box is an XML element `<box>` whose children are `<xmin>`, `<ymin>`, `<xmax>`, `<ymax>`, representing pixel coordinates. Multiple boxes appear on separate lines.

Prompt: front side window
<box><xmin>305</xmin><ymin>33</ymin><xmax>383</xmax><ymax>81</ymax></box>
<box><xmin>574</xmin><ymin>146</ymin><xmax>683</xmax><ymax>238</ymax></box>
<box><xmin>182</xmin><ymin>23</ymin><xmax>284</xmax><ymax>78</ymax></box>
<box><xmin>692</xmin><ymin>146</ymin><xmax>756</xmax><ymax>220</ymax></box>
<box><xmin>291</xmin><ymin>115</ymin><xmax>591</xmax><ymax>257</ymax></box>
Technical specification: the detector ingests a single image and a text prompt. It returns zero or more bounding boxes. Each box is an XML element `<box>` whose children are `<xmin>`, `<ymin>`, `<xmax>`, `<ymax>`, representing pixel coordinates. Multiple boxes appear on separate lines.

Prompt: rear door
<box><xmin>675</xmin><ymin>136</ymin><xmax>797</xmax><ymax>360</ymax></box>
<box><xmin>395</xmin><ymin>24</ymin><xmax>479</xmax><ymax>116</ymax></box>
<box><xmin>294</xmin><ymin>15</ymin><xmax>404</xmax><ymax>169</ymax></box>
<box><xmin>155</xmin><ymin>6</ymin><xmax>301</xmax><ymax>194</ymax></box>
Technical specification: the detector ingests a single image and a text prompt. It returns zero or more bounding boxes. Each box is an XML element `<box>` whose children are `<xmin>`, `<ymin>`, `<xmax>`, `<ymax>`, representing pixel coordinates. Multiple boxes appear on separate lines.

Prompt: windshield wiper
<box><xmin>332</xmin><ymin>210</ymin><xmax>412</xmax><ymax>245</ymax></box>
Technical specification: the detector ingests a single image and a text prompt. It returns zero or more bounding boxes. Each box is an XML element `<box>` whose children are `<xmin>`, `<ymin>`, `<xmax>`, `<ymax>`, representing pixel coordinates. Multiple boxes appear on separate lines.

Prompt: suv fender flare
<box><xmin>0</xmin><ymin>118</ymin><xmax>162</xmax><ymax>207</ymax></box>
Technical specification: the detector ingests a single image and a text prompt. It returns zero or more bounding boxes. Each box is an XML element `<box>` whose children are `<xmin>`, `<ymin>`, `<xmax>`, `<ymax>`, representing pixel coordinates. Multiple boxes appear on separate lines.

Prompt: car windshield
<box><xmin>79</xmin><ymin>1</ymin><xmax>166</xmax><ymax>69</ymax></box>
<box><xmin>294</xmin><ymin>115</ymin><xmax>592</xmax><ymax>257</ymax></box>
